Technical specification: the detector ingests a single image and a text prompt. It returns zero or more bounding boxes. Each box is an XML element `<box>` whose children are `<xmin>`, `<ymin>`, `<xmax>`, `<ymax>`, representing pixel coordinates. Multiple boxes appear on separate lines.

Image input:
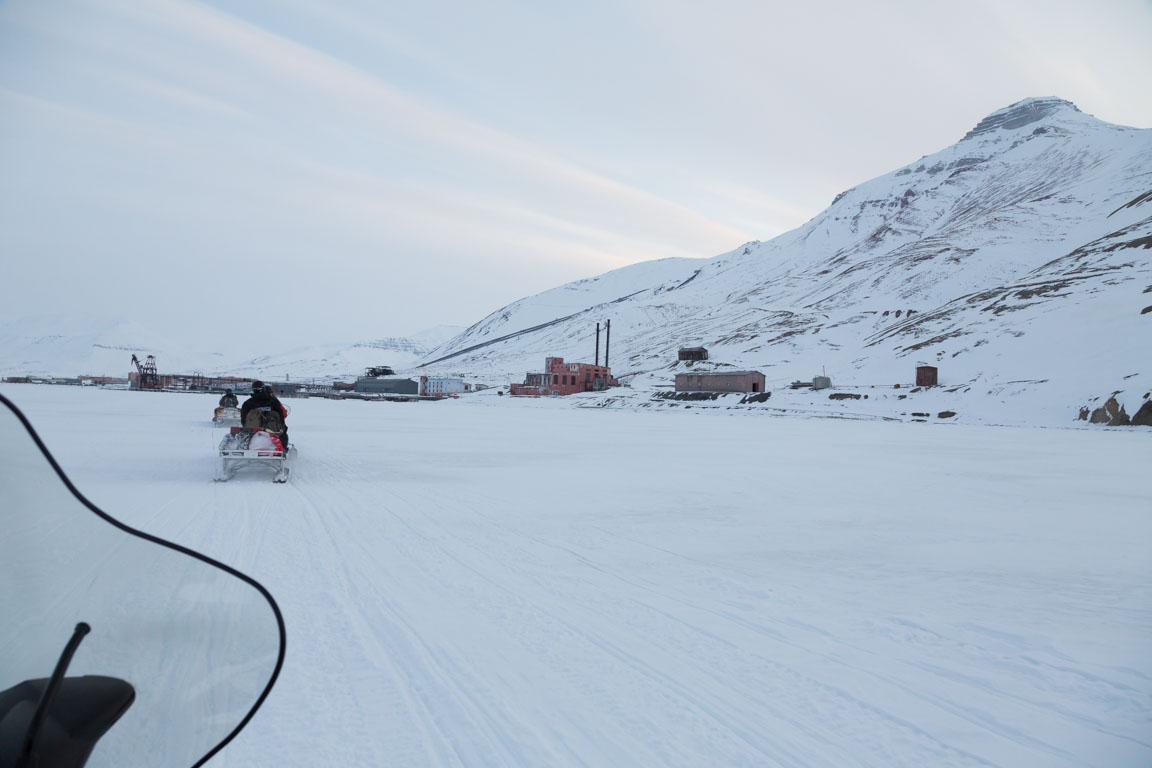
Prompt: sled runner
<box><xmin>216</xmin><ymin>427</ymin><xmax>294</xmax><ymax>483</ymax></box>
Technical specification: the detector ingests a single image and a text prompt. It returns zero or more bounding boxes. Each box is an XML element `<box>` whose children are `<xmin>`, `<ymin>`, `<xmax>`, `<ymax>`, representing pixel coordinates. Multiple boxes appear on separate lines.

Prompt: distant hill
<box><xmin>0</xmin><ymin>315</ymin><xmax>463</xmax><ymax>381</ymax></box>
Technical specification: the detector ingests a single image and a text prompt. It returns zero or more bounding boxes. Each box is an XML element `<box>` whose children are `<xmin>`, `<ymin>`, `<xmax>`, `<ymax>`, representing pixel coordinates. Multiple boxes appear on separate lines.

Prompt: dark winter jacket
<box><xmin>219</xmin><ymin>393</ymin><xmax>239</xmax><ymax>408</ymax></box>
<box><xmin>241</xmin><ymin>392</ymin><xmax>287</xmax><ymax>432</ymax></box>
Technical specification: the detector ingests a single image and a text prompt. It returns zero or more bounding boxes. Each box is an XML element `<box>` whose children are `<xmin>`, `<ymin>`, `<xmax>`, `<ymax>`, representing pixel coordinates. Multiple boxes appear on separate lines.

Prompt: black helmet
<box><xmin>251</xmin><ymin>380</ymin><xmax>264</xmax><ymax>393</ymax></box>
<box><xmin>225</xmin><ymin>389</ymin><xmax>233</xmax><ymax>395</ymax></box>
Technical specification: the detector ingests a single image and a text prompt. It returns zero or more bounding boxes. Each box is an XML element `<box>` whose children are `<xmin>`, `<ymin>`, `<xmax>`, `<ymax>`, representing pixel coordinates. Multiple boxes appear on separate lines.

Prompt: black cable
<box><xmin>0</xmin><ymin>393</ymin><xmax>286</xmax><ymax>768</ymax></box>
<box><xmin>20</xmin><ymin>623</ymin><xmax>91</xmax><ymax>761</ymax></box>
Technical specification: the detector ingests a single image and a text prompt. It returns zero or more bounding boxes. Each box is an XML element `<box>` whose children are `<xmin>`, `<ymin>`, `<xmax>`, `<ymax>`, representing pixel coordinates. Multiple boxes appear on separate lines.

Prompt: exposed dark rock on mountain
<box><xmin>963</xmin><ymin>97</ymin><xmax>1079</xmax><ymax>139</ymax></box>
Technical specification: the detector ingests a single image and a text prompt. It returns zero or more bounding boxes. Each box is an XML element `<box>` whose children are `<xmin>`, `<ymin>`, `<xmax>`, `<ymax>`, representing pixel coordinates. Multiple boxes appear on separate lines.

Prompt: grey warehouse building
<box><xmin>354</xmin><ymin>376</ymin><xmax>419</xmax><ymax>395</ymax></box>
<box><xmin>674</xmin><ymin>370</ymin><xmax>766</xmax><ymax>393</ymax></box>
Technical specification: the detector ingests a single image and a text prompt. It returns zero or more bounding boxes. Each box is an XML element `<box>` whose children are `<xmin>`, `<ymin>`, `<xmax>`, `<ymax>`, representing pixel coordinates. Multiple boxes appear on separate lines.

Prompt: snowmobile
<box><xmin>211</xmin><ymin>405</ymin><xmax>242</xmax><ymax>428</ymax></box>
<box><xmin>216</xmin><ymin>427</ymin><xmax>295</xmax><ymax>483</ymax></box>
<box><xmin>0</xmin><ymin>393</ymin><xmax>285</xmax><ymax>767</ymax></box>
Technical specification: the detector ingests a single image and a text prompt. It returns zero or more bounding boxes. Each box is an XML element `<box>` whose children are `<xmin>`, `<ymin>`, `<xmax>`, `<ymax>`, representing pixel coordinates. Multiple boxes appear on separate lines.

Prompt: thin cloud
<box><xmin>87</xmin><ymin>0</ymin><xmax>747</xmax><ymax>248</ymax></box>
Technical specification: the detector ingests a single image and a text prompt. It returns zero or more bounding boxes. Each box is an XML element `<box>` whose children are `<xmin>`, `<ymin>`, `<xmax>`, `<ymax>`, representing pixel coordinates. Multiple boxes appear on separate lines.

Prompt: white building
<box><xmin>419</xmin><ymin>376</ymin><xmax>467</xmax><ymax>396</ymax></box>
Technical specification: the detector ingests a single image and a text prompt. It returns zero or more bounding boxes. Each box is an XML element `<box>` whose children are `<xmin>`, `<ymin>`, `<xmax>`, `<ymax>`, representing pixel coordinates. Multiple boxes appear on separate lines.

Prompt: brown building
<box><xmin>678</xmin><ymin>347</ymin><xmax>708</xmax><ymax>361</ymax></box>
<box><xmin>916</xmin><ymin>366</ymin><xmax>938</xmax><ymax>386</ymax></box>
<box><xmin>675</xmin><ymin>370</ymin><xmax>766</xmax><ymax>393</ymax></box>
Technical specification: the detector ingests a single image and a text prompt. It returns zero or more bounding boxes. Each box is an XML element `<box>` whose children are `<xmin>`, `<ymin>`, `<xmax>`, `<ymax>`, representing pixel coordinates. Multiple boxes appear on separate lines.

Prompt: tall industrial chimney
<box><xmin>595</xmin><ymin>322</ymin><xmax>600</xmax><ymax>366</ymax></box>
<box><xmin>605</xmin><ymin>319</ymin><xmax>610</xmax><ymax>369</ymax></box>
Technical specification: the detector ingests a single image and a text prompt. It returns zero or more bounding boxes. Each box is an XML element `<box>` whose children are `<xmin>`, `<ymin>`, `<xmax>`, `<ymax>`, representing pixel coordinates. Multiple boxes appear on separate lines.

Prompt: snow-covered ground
<box><xmin>3</xmin><ymin>383</ymin><xmax>1150</xmax><ymax>767</ymax></box>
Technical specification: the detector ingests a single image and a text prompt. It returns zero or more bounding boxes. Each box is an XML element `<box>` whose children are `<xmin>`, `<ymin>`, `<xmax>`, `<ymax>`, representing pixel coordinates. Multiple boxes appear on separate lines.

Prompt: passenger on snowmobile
<box><xmin>241</xmin><ymin>382</ymin><xmax>288</xmax><ymax>450</ymax></box>
<box><xmin>219</xmin><ymin>389</ymin><xmax>239</xmax><ymax>408</ymax></box>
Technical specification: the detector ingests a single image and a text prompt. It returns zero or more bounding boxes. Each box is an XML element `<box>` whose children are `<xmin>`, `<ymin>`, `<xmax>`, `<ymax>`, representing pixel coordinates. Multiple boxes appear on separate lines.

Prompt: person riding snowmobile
<box><xmin>241</xmin><ymin>381</ymin><xmax>288</xmax><ymax>450</ymax></box>
<box><xmin>218</xmin><ymin>389</ymin><xmax>239</xmax><ymax>408</ymax></box>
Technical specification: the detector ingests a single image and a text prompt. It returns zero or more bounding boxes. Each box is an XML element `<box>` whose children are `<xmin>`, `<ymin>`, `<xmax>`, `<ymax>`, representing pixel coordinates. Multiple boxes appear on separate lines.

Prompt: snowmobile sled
<box><xmin>216</xmin><ymin>427</ymin><xmax>295</xmax><ymax>483</ymax></box>
<box><xmin>212</xmin><ymin>405</ymin><xmax>242</xmax><ymax>428</ymax></box>
<box><xmin>0</xmin><ymin>393</ymin><xmax>285</xmax><ymax>767</ymax></box>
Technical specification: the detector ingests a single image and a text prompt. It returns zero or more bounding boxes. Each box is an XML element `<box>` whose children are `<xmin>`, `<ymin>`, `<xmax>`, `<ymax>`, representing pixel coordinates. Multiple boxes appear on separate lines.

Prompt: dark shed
<box><xmin>678</xmin><ymin>347</ymin><xmax>708</xmax><ymax>361</ymax></box>
<box><xmin>916</xmin><ymin>366</ymin><xmax>938</xmax><ymax>386</ymax></box>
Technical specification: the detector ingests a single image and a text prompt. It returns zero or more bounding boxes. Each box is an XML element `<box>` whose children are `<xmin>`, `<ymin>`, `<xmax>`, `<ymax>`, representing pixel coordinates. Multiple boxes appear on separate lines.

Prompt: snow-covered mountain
<box><xmin>0</xmin><ymin>315</ymin><xmax>221</xmax><ymax>378</ymax></box>
<box><xmin>0</xmin><ymin>315</ymin><xmax>463</xmax><ymax>381</ymax></box>
<box><xmin>225</xmin><ymin>328</ymin><xmax>463</xmax><ymax>381</ymax></box>
<box><xmin>419</xmin><ymin>98</ymin><xmax>1152</xmax><ymax>425</ymax></box>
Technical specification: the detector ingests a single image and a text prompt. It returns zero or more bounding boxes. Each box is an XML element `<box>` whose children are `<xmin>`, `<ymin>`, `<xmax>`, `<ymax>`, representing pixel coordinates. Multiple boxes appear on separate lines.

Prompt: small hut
<box><xmin>678</xmin><ymin>347</ymin><xmax>708</xmax><ymax>361</ymax></box>
<box><xmin>916</xmin><ymin>366</ymin><xmax>938</xmax><ymax>387</ymax></box>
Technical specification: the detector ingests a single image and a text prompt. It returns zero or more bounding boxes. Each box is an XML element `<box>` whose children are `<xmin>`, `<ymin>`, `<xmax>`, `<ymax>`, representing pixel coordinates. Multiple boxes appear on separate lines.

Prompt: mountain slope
<box><xmin>0</xmin><ymin>315</ymin><xmax>218</xmax><ymax>378</ymax></box>
<box><xmin>227</xmin><ymin>330</ymin><xmax>463</xmax><ymax>381</ymax></box>
<box><xmin>420</xmin><ymin>98</ymin><xmax>1152</xmax><ymax>424</ymax></box>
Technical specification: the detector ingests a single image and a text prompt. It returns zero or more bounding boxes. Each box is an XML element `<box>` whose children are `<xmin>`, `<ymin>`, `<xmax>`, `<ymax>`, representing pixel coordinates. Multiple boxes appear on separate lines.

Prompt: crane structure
<box><xmin>130</xmin><ymin>354</ymin><xmax>162</xmax><ymax>390</ymax></box>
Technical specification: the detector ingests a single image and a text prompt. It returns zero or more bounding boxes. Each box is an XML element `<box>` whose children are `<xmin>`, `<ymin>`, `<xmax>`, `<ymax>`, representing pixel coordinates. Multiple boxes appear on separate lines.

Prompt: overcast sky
<box><xmin>2</xmin><ymin>0</ymin><xmax>1150</xmax><ymax>351</ymax></box>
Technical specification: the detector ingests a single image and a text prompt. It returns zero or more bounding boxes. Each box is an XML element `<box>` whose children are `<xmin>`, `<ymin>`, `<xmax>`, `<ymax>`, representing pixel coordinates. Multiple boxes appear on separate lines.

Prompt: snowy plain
<box><xmin>2</xmin><ymin>383</ymin><xmax>1150</xmax><ymax>767</ymax></box>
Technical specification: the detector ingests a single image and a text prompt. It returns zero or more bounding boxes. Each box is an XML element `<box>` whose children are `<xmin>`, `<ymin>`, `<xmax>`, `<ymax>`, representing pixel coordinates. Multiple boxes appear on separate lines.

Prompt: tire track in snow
<box><xmin>280</xmin><ymin>459</ymin><xmax>465</xmax><ymax>767</ymax></box>
<box><xmin>493</xmin><ymin>510</ymin><xmax>1142</xmax><ymax>765</ymax></box>
<box><xmin>383</xmin><ymin>487</ymin><xmax>1130</xmax><ymax>767</ymax></box>
<box><xmin>365</xmin><ymin>488</ymin><xmax>803</xmax><ymax>766</ymax></box>
<box><xmin>272</xmin><ymin>453</ymin><xmax>551</xmax><ymax>767</ymax></box>
<box><xmin>344</xmin><ymin>485</ymin><xmax>1000</xmax><ymax>767</ymax></box>
<box><xmin>303</xmin><ymin>479</ymin><xmax>582</xmax><ymax>767</ymax></box>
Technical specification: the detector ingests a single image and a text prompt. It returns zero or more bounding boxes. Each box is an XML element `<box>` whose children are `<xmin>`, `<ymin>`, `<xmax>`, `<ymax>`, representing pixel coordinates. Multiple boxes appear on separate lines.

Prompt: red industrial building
<box><xmin>510</xmin><ymin>357</ymin><xmax>617</xmax><ymax>396</ymax></box>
